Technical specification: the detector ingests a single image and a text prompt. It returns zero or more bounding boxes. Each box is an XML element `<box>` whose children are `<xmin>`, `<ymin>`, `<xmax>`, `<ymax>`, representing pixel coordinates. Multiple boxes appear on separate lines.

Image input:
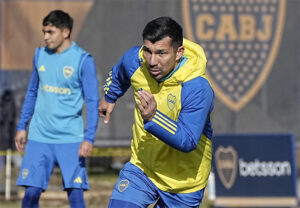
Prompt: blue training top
<box><xmin>17</xmin><ymin>42</ymin><xmax>99</xmax><ymax>144</ymax></box>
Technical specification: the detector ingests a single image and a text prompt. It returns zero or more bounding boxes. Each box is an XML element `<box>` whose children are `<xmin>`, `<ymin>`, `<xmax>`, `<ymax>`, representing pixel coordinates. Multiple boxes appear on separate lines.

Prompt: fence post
<box><xmin>5</xmin><ymin>149</ymin><xmax>11</xmax><ymax>200</ymax></box>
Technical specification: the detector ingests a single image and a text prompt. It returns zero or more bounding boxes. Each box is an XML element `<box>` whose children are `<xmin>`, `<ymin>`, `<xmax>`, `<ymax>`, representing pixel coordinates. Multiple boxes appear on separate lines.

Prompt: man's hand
<box><xmin>136</xmin><ymin>90</ymin><xmax>157</xmax><ymax>122</ymax></box>
<box><xmin>78</xmin><ymin>141</ymin><xmax>93</xmax><ymax>158</ymax></box>
<box><xmin>15</xmin><ymin>130</ymin><xmax>27</xmax><ymax>152</ymax></box>
<box><xmin>99</xmin><ymin>97</ymin><xmax>116</xmax><ymax>123</ymax></box>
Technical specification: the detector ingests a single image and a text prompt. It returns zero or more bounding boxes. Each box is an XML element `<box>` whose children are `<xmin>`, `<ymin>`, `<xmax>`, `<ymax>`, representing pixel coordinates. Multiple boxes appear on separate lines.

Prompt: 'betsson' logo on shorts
<box><xmin>239</xmin><ymin>158</ymin><xmax>291</xmax><ymax>177</ymax></box>
<box><xmin>42</xmin><ymin>84</ymin><xmax>71</xmax><ymax>95</ymax></box>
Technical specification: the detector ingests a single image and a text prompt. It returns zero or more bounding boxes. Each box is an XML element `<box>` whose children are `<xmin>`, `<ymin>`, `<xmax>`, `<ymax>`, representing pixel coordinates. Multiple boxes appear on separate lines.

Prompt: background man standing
<box><xmin>99</xmin><ymin>17</ymin><xmax>214</xmax><ymax>207</ymax></box>
<box><xmin>15</xmin><ymin>10</ymin><xmax>99</xmax><ymax>208</ymax></box>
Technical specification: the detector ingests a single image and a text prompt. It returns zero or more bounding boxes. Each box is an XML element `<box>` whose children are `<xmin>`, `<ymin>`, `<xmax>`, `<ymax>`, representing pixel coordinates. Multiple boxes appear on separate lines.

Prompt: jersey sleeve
<box><xmin>104</xmin><ymin>47</ymin><xmax>140</xmax><ymax>103</ymax></box>
<box><xmin>81</xmin><ymin>55</ymin><xmax>99</xmax><ymax>144</ymax></box>
<box><xmin>144</xmin><ymin>77</ymin><xmax>214</xmax><ymax>153</ymax></box>
<box><xmin>16</xmin><ymin>49</ymin><xmax>40</xmax><ymax>131</ymax></box>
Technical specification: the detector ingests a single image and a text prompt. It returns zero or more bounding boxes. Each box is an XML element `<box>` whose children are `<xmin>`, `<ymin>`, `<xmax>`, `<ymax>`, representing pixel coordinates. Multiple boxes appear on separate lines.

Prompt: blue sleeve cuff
<box><xmin>16</xmin><ymin>125</ymin><xmax>26</xmax><ymax>131</ymax></box>
<box><xmin>104</xmin><ymin>94</ymin><xmax>117</xmax><ymax>103</ymax></box>
<box><xmin>84</xmin><ymin>138</ymin><xmax>94</xmax><ymax>144</ymax></box>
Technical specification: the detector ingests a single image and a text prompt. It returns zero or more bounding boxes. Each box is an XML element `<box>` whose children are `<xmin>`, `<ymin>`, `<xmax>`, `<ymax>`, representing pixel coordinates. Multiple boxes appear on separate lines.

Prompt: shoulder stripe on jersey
<box><xmin>104</xmin><ymin>71</ymin><xmax>112</xmax><ymax>95</ymax></box>
<box><xmin>154</xmin><ymin>116</ymin><xmax>177</xmax><ymax>132</ymax></box>
<box><xmin>156</xmin><ymin>110</ymin><xmax>177</xmax><ymax>129</ymax></box>
<box><xmin>155</xmin><ymin>114</ymin><xmax>177</xmax><ymax>132</ymax></box>
<box><xmin>152</xmin><ymin>110</ymin><xmax>177</xmax><ymax>135</ymax></box>
<box><xmin>152</xmin><ymin>117</ymin><xmax>176</xmax><ymax>135</ymax></box>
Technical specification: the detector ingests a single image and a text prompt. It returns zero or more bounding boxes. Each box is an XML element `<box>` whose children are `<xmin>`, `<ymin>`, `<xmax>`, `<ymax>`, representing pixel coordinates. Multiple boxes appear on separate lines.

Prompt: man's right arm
<box><xmin>98</xmin><ymin>97</ymin><xmax>116</xmax><ymax>123</ymax></box>
<box><xmin>15</xmin><ymin>130</ymin><xmax>27</xmax><ymax>152</ymax></box>
<box><xmin>99</xmin><ymin>47</ymin><xmax>140</xmax><ymax>123</ymax></box>
<box><xmin>100</xmin><ymin>47</ymin><xmax>140</xmax><ymax>123</ymax></box>
<box><xmin>103</xmin><ymin>47</ymin><xmax>140</xmax><ymax>103</ymax></box>
<box><xmin>17</xmin><ymin>66</ymin><xmax>39</xmax><ymax>131</ymax></box>
<box><xmin>99</xmin><ymin>57</ymin><xmax>130</xmax><ymax>124</ymax></box>
<box><xmin>15</xmin><ymin>62</ymin><xmax>39</xmax><ymax>152</ymax></box>
<box><xmin>143</xmin><ymin>77</ymin><xmax>214</xmax><ymax>153</ymax></box>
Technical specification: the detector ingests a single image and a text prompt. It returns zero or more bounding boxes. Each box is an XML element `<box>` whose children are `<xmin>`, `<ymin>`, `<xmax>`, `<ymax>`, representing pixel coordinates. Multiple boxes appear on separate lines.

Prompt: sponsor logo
<box><xmin>22</xmin><ymin>169</ymin><xmax>29</xmax><ymax>179</ymax></box>
<box><xmin>215</xmin><ymin>146</ymin><xmax>238</xmax><ymax>189</ymax></box>
<box><xmin>215</xmin><ymin>146</ymin><xmax>292</xmax><ymax>189</ymax></box>
<box><xmin>41</xmin><ymin>84</ymin><xmax>71</xmax><ymax>95</ymax></box>
<box><xmin>182</xmin><ymin>0</ymin><xmax>286</xmax><ymax>111</ymax></box>
<box><xmin>38</xmin><ymin>65</ymin><xmax>46</xmax><ymax>72</ymax></box>
<box><xmin>167</xmin><ymin>94</ymin><xmax>176</xmax><ymax>110</ymax></box>
<box><xmin>118</xmin><ymin>179</ymin><xmax>129</xmax><ymax>192</ymax></box>
<box><xmin>63</xmin><ymin>66</ymin><xmax>74</xmax><ymax>79</ymax></box>
<box><xmin>74</xmin><ymin>176</ymin><xmax>82</xmax><ymax>183</ymax></box>
<box><xmin>239</xmin><ymin>158</ymin><xmax>291</xmax><ymax>177</ymax></box>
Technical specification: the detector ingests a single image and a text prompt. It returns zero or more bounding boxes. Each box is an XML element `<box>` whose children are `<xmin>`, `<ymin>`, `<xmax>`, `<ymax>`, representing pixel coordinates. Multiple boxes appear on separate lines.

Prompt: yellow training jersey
<box><xmin>104</xmin><ymin>38</ymin><xmax>214</xmax><ymax>193</ymax></box>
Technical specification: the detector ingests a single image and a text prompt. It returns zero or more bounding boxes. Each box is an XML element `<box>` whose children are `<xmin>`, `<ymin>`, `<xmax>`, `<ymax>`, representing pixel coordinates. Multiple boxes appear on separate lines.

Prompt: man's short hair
<box><xmin>43</xmin><ymin>10</ymin><xmax>73</xmax><ymax>35</ymax></box>
<box><xmin>142</xmin><ymin>17</ymin><xmax>183</xmax><ymax>50</ymax></box>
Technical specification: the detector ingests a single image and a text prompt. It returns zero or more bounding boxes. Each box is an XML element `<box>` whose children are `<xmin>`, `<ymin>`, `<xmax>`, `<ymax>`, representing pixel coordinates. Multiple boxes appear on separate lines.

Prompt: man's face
<box><xmin>143</xmin><ymin>36</ymin><xmax>184</xmax><ymax>81</ymax></box>
<box><xmin>42</xmin><ymin>24</ymin><xmax>69</xmax><ymax>51</ymax></box>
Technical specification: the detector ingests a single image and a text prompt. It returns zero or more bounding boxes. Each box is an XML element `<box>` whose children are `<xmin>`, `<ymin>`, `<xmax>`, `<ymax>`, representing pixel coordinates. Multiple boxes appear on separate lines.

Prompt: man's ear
<box><xmin>62</xmin><ymin>28</ymin><xmax>71</xmax><ymax>39</ymax></box>
<box><xmin>176</xmin><ymin>46</ymin><xmax>184</xmax><ymax>61</ymax></box>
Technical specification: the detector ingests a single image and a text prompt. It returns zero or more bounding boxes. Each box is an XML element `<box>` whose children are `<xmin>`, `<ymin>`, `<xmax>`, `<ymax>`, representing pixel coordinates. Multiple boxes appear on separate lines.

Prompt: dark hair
<box><xmin>142</xmin><ymin>17</ymin><xmax>183</xmax><ymax>50</ymax></box>
<box><xmin>43</xmin><ymin>10</ymin><xmax>73</xmax><ymax>36</ymax></box>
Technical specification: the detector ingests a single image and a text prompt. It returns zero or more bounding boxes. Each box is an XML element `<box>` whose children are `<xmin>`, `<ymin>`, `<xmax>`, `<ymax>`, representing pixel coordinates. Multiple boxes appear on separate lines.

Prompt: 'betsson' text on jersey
<box><xmin>42</xmin><ymin>84</ymin><xmax>71</xmax><ymax>95</ymax></box>
<box><xmin>239</xmin><ymin>158</ymin><xmax>291</xmax><ymax>177</ymax></box>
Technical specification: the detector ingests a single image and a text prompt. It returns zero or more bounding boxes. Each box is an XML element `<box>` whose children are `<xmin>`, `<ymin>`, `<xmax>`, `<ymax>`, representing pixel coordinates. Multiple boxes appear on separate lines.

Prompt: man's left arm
<box><xmin>79</xmin><ymin>55</ymin><xmax>99</xmax><ymax>157</ymax></box>
<box><xmin>141</xmin><ymin>78</ymin><xmax>214</xmax><ymax>153</ymax></box>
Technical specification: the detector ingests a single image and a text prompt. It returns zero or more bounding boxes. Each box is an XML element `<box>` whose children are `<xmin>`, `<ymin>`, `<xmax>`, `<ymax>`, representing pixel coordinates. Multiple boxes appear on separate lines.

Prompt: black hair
<box><xmin>43</xmin><ymin>10</ymin><xmax>73</xmax><ymax>36</ymax></box>
<box><xmin>142</xmin><ymin>17</ymin><xmax>183</xmax><ymax>50</ymax></box>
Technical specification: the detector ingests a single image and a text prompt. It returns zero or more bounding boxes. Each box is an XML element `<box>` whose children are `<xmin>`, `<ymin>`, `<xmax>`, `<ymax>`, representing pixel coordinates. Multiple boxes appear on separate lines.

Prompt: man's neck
<box><xmin>56</xmin><ymin>39</ymin><xmax>72</xmax><ymax>54</ymax></box>
<box><xmin>158</xmin><ymin>56</ymin><xmax>187</xmax><ymax>82</ymax></box>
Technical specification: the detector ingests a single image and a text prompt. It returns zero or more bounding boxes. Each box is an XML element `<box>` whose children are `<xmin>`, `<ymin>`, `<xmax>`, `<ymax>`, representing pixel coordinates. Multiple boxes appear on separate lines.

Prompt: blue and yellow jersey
<box><xmin>104</xmin><ymin>39</ymin><xmax>214</xmax><ymax>193</ymax></box>
<box><xmin>17</xmin><ymin>42</ymin><xmax>99</xmax><ymax>144</ymax></box>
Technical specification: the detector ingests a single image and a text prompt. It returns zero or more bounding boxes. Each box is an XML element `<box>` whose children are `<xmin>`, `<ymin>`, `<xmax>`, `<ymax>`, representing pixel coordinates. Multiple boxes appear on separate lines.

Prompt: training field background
<box><xmin>0</xmin><ymin>0</ymin><xmax>299</xmax><ymax>207</ymax></box>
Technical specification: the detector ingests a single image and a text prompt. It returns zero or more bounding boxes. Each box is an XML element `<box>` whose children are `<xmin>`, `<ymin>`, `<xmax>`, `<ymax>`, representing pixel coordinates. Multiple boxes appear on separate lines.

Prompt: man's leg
<box><xmin>22</xmin><ymin>186</ymin><xmax>43</xmax><ymax>208</ymax></box>
<box><xmin>67</xmin><ymin>188</ymin><xmax>86</xmax><ymax>208</ymax></box>
<box><xmin>108</xmin><ymin>162</ymin><xmax>158</xmax><ymax>208</ymax></box>
<box><xmin>16</xmin><ymin>141</ymin><xmax>55</xmax><ymax>208</ymax></box>
<box><xmin>109</xmin><ymin>199</ymin><xmax>142</xmax><ymax>208</ymax></box>
<box><xmin>55</xmin><ymin>143</ymin><xmax>89</xmax><ymax>206</ymax></box>
<box><xmin>154</xmin><ymin>187</ymin><xmax>205</xmax><ymax>208</ymax></box>
<box><xmin>55</xmin><ymin>143</ymin><xmax>89</xmax><ymax>189</ymax></box>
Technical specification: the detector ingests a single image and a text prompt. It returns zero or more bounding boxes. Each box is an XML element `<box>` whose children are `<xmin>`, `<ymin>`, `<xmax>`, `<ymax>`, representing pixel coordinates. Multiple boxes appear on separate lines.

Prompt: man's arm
<box><xmin>15</xmin><ymin>130</ymin><xmax>27</xmax><ymax>152</ymax></box>
<box><xmin>16</xmin><ymin>68</ymin><xmax>39</xmax><ymax>131</ymax></box>
<box><xmin>15</xmin><ymin>49</ymin><xmax>40</xmax><ymax>152</ymax></box>
<box><xmin>139</xmin><ymin>77</ymin><xmax>214</xmax><ymax>153</ymax></box>
<box><xmin>98</xmin><ymin>97</ymin><xmax>116</xmax><ymax>123</ymax></box>
<box><xmin>79</xmin><ymin>55</ymin><xmax>99</xmax><ymax>157</ymax></box>
<box><xmin>99</xmin><ymin>47</ymin><xmax>139</xmax><ymax>123</ymax></box>
<box><xmin>99</xmin><ymin>60</ymin><xmax>130</xmax><ymax>124</ymax></box>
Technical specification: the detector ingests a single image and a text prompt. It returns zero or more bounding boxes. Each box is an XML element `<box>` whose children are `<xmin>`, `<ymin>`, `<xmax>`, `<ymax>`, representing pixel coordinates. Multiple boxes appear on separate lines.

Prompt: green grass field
<box><xmin>0</xmin><ymin>167</ymin><xmax>213</xmax><ymax>208</ymax></box>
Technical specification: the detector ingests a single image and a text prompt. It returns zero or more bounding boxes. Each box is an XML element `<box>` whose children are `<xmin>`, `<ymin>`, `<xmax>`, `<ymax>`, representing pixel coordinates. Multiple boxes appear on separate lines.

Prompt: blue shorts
<box><xmin>16</xmin><ymin>140</ymin><xmax>89</xmax><ymax>191</ymax></box>
<box><xmin>109</xmin><ymin>162</ymin><xmax>205</xmax><ymax>208</ymax></box>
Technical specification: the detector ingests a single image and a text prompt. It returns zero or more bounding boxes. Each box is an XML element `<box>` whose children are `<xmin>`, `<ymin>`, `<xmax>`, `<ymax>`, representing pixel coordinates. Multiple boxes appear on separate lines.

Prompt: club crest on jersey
<box><xmin>118</xmin><ymin>179</ymin><xmax>129</xmax><ymax>192</ymax></box>
<box><xmin>167</xmin><ymin>94</ymin><xmax>176</xmax><ymax>111</ymax></box>
<box><xmin>63</xmin><ymin>66</ymin><xmax>74</xmax><ymax>79</ymax></box>
<box><xmin>22</xmin><ymin>169</ymin><xmax>29</xmax><ymax>179</ymax></box>
<box><xmin>182</xmin><ymin>0</ymin><xmax>286</xmax><ymax>111</ymax></box>
<box><xmin>215</xmin><ymin>146</ymin><xmax>238</xmax><ymax>189</ymax></box>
